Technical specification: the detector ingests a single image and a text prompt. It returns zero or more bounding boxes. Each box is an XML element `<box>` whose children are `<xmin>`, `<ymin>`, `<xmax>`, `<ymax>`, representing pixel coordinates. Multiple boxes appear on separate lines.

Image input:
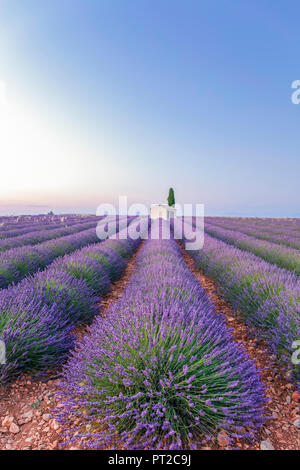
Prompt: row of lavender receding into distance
<box><xmin>0</xmin><ymin>215</ymin><xmax>100</xmax><ymax>241</ymax></box>
<box><xmin>175</xmin><ymin>219</ymin><xmax>300</xmax><ymax>382</ymax></box>
<box><xmin>206</xmin><ymin>217</ymin><xmax>300</xmax><ymax>232</ymax></box>
<box><xmin>0</xmin><ymin>214</ymin><xmax>98</xmax><ymax>235</ymax></box>
<box><xmin>55</xmin><ymin>220</ymin><xmax>266</xmax><ymax>450</ymax></box>
<box><xmin>0</xmin><ymin>216</ymin><xmax>131</xmax><ymax>289</ymax></box>
<box><xmin>204</xmin><ymin>222</ymin><xmax>300</xmax><ymax>275</ymax></box>
<box><xmin>0</xmin><ymin>217</ymin><xmax>149</xmax><ymax>384</ymax></box>
<box><xmin>0</xmin><ymin>219</ymin><xmax>103</xmax><ymax>251</ymax></box>
<box><xmin>206</xmin><ymin>217</ymin><xmax>300</xmax><ymax>250</ymax></box>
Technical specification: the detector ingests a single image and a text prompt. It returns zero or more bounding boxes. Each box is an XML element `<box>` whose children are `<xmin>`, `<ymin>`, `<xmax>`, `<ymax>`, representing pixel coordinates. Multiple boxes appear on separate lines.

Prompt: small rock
<box><xmin>2</xmin><ymin>416</ymin><xmax>14</xmax><ymax>427</ymax></box>
<box><xmin>23</xmin><ymin>410</ymin><xmax>33</xmax><ymax>420</ymax></box>
<box><xmin>260</xmin><ymin>440</ymin><xmax>274</xmax><ymax>450</ymax></box>
<box><xmin>286</xmin><ymin>395</ymin><xmax>291</xmax><ymax>404</ymax></box>
<box><xmin>42</xmin><ymin>413</ymin><xmax>50</xmax><ymax>422</ymax></box>
<box><xmin>18</xmin><ymin>409</ymin><xmax>34</xmax><ymax>425</ymax></box>
<box><xmin>265</xmin><ymin>429</ymin><xmax>271</xmax><ymax>436</ymax></box>
<box><xmin>50</xmin><ymin>419</ymin><xmax>60</xmax><ymax>431</ymax></box>
<box><xmin>9</xmin><ymin>422</ymin><xmax>20</xmax><ymax>434</ymax></box>
<box><xmin>217</xmin><ymin>431</ymin><xmax>229</xmax><ymax>447</ymax></box>
<box><xmin>51</xmin><ymin>441</ymin><xmax>58</xmax><ymax>450</ymax></box>
<box><xmin>292</xmin><ymin>391</ymin><xmax>299</xmax><ymax>402</ymax></box>
<box><xmin>293</xmin><ymin>419</ymin><xmax>300</xmax><ymax>429</ymax></box>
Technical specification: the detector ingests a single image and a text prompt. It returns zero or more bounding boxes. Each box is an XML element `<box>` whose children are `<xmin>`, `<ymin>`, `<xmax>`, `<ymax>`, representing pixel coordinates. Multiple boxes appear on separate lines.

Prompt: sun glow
<box><xmin>0</xmin><ymin>82</ymin><xmax>109</xmax><ymax>210</ymax></box>
<box><xmin>0</xmin><ymin>88</ymin><xmax>76</xmax><ymax>198</ymax></box>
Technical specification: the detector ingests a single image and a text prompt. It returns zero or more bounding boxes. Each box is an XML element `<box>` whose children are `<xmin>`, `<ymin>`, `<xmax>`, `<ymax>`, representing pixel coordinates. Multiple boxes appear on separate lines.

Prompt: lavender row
<box><xmin>205</xmin><ymin>222</ymin><xmax>300</xmax><ymax>275</ymax></box>
<box><xmin>207</xmin><ymin>217</ymin><xmax>300</xmax><ymax>234</ymax></box>
<box><xmin>0</xmin><ymin>218</ymin><xmax>148</xmax><ymax>384</ymax></box>
<box><xmin>55</xmin><ymin>221</ymin><xmax>266</xmax><ymax>450</ymax></box>
<box><xmin>0</xmin><ymin>216</ymin><xmax>130</xmax><ymax>289</ymax></box>
<box><xmin>207</xmin><ymin>216</ymin><xmax>300</xmax><ymax>234</ymax></box>
<box><xmin>206</xmin><ymin>217</ymin><xmax>300</xmax><ymax>250</ymax></box>
<box><xmin>0</xmin><ymin>214</ymin><xmax>99</xmax><ymax>235</ymax></box>
<box><xmin>0</xmin><ymin>222</ymin><xmax>85</xmax><ymax>241</ymax></box>
<box><xmin>0</xmin><ymin>216</ymin><xmax>100</xmax><ymax>241</ymax></box>
<box><xmin>0</xmin><ymin>219</ymin><xmax>104</xmax><ymax>252</ymax></box>
<box><xmin>175</xmin><ymin>220</ymin><xmax>300</xmax><ymax>380</ymax></box>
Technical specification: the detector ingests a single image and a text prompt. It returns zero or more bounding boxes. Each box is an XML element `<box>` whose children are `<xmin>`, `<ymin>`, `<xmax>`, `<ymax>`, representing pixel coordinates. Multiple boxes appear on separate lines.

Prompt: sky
<box><xmin>0</xmin><ymin>0</ymin><xmax>299</xmax><ymax>217</ymax></box>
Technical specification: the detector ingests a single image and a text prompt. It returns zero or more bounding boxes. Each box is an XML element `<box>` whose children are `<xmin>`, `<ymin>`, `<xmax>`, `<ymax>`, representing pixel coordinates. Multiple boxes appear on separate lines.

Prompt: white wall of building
<box><xmin>150</xmin><ymin>205</ymin><xmax>176</xmax><ymax>220</ymax></box>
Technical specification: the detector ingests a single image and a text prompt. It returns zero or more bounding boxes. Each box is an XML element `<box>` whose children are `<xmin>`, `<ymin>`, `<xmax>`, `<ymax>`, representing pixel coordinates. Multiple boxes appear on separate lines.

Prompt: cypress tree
<box><xmin>167</xmin><ymin>188</ymin><xmax>175</xmax><ymax>206</ymax></box>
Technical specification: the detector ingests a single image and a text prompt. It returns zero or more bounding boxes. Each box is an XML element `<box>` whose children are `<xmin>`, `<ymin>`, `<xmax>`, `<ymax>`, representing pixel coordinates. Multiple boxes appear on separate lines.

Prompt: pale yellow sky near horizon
<box><xmin>0</xmin><ymin>81</ymin><xmax>188</xmax><ymax>215</ymax></box>
<box><xmin>0</xmin><ymin>81</ymin><xmax>126</xmax><ymax>211</ymax></box>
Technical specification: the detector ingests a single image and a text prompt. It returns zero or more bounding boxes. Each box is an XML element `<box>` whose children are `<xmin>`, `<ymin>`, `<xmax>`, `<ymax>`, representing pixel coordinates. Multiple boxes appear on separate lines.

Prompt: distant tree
<box><xmin>48</xmin><ymin>211</ymin><xmax>54</xmax><ymax>215</ymax></box>
<box><xmin>167</xmin><ymin>188</ymin><xmax>175</xmax><ymax>207</ymax></box>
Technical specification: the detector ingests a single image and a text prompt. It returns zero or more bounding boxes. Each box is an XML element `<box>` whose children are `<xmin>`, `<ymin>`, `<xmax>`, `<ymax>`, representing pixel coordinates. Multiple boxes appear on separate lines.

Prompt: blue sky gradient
<box><xmin>0</xmin><ymin>0</ymin><xmax>299</xmax><ymax>216</ymax></box>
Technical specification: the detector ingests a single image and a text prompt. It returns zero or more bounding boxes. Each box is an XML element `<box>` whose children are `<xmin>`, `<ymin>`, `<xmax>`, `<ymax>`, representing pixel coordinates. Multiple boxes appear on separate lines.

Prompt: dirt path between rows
<box><xmin>0</xmin><ymin>243</ymin><xmax>144</xmax><ymax>451</ymax></box>
<box><xmin>180</xmin><ymin>243</ymin><xmax>299</xmax><ymax>450</ymax></box>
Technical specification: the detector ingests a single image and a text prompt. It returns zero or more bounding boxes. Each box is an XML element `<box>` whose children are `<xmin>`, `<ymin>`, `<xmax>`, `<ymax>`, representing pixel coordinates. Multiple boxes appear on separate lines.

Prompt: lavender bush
<box><xmin>0</xmin><ymin>295</ymin><xmax>75</xmax><ymax>384</ymax></box>
<box><xmin>14</xmin><ymin>269</ymin><xmax>100</xmax><ymax>325</ymax></box>
<box><xmin>51</xmin><ymin>254</ymin><xmax>112</xmax><ymax>293</ymax></box>
<box><xmin>80</xmin><ymin>245</ymin><xmax>127</xmax><ymax>281</ymax></box>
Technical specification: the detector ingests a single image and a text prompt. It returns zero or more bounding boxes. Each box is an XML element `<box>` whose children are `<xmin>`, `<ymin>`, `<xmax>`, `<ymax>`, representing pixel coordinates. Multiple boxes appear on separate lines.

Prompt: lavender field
<box><xmin>0</xmin><ymin>215</ymin><xmax>299</xmax><ymax>450</ymax></box>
